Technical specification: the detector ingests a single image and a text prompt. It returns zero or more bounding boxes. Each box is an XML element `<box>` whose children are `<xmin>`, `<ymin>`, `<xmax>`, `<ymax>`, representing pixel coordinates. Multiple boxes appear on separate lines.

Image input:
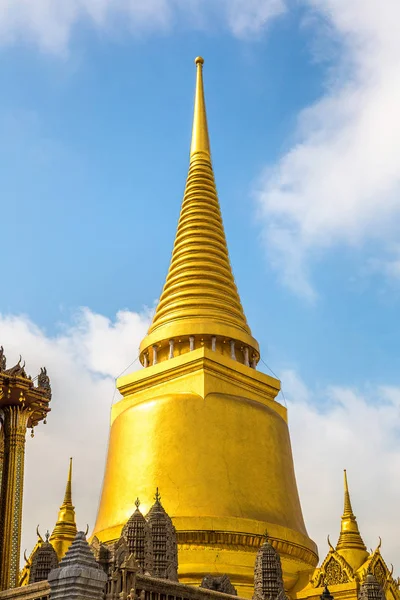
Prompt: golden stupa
<box><xmin>92</xmin><ymin>56</ymin><xmax>318</xmax><ymax>596</ymax></box>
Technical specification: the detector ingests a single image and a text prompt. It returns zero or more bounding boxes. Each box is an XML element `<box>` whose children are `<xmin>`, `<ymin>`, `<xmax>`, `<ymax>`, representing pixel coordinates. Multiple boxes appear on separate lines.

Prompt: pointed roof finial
<box><xmin>135</xmin><ymin>497</ymin><xmax>140</xmax><ymax>509</ymax></box>
<box><xmin>154</xmin><ymin>487</ymin><xmax>161</xmax><ymax>503</ymax></box>
<box><xmin>343</xmin><ymin>469</ymin><xmax>354</xmax><ymax>517</ymax></box>
<box><xmin>336</xmin><ymin>470</ymin><xmax>368</xmax><ymax>570</ymax></box>
<box><xmin>63</xmin><ymin>457</ymin><xmax>73</xmax><ymax>505</ymax></box>
<box><xmin>139</xmin><ymin>57</ymin><xmax>259</xmax><ymax>366</ymax></box>
<box><xmin>190</xmin><ymin>57</ymin><xmax>210</xmax><ymax>159</ymax></box>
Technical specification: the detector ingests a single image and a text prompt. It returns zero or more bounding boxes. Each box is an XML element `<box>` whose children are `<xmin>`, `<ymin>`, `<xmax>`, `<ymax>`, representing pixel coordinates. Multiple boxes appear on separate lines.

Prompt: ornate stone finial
<box><xmin>45</xmin><ymin>530</ymin><xmax>50</xmax><ymax>542</ymax></box>
<box><xmin>253</xmin><ymin>536</ymin><xmax>286</xmax><ymax>600</ymax></box>
<box><xmin>0</xmin><ymin>346</ymin><xmax>6</xmax><ymax>371</ymax></box>
<box><xmin>154</xmin><ymin>487</ymin><xmax>161</xmax><ymax>503</ymax></box>
<box><xmin>146</xmin><ymin>494</ymin><xmax>178</xmax><ymax>581</ymax></box>
<box><xmin>135</xmin><ymin>497</ymin><xmax>140</xmax><ymax>509</ymax></box>
<box><xmin>37</xmin><ymin>367</ymin><xmax>51</xmax><ymax>399</ymax></box>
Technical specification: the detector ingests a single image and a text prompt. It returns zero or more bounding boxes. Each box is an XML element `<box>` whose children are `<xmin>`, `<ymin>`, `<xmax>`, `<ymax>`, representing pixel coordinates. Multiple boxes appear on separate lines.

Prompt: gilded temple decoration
<box><xmin>312</xmin><ymin>545</ymin><xmax>354</xmax><ymax>588</ymax></box>
<box><xmin>0</xmin><ymin>349</ymin><xmax>51</xmax><ymax>590</ymax></box>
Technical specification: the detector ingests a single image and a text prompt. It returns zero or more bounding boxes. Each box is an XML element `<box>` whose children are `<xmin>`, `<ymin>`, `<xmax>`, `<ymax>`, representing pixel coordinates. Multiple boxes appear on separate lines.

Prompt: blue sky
<box><xmin>2</xmin><ymin>0</ymin><xmax>400</xmax><ymax>572</ymax></box>
<box><xmin>2</xmin><ymin>2</ymin><xmax>399</xmax><ymax>390</ymax></box>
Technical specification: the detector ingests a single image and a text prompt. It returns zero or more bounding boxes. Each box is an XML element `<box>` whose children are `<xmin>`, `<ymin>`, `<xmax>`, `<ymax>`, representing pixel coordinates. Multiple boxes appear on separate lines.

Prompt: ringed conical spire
<box><xmin>139</xmin><ymin>57</ymin><xmax>259</xmax><ymax>367</ymax></box>
<box><xmin>336</xmin><ymin>470</ymin><xmax>368</xmax><ymax>570</ymax></box>
<box><xmin>50</xmin><ymin>458</ymin><xmax>78</xmax><ymax>560</ymax></box>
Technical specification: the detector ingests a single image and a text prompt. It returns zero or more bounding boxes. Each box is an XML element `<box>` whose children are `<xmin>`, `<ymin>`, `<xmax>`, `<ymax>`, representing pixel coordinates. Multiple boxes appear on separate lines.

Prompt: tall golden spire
<box><xmin>93</xmin><ymin>58</ymin><xmax>318</xmax><ymax>595</ymax></box>
<box><xmin>50</xmin><ymin>458</ymin><xmax>77</xmax><ymax>560</ymax></box>
<box><xmin>140</xmin><ymin>57</ymin><xmax>259</xmax><ymax>367</ymax></box>
<box><xmin>336</xmin><ymin>470</ymin><xmax>368</xmax><ymax>569</ymax></box>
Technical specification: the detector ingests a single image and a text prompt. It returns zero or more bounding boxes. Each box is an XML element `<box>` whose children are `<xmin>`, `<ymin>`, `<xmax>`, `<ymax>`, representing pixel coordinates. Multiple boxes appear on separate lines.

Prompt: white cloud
<box><xmin>2</xmin><ymin>310</ymin><xmax>400</xmax><ymax>576</ymax></box>
<box><xmin>0</xmin><ymin>0</ymin><xmax>286</xmax><ymax>54</ymax></box>
<box><xmin>257</xmin><ymin>0</ymin><xmax>400</xmax><ymax>298</ymax></box>
<box><xmin>0</xmin><ymin>308</ymin><xmax>150</xmax><ymax>560</ymax></box>
<box><xmin>285</xmin><ymin>369</ymin><xmax>400</xmax><ymax>573</ymax></box>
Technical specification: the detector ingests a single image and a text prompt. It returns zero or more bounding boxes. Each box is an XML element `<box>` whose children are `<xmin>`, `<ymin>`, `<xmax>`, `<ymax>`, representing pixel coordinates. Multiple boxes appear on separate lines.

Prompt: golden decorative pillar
<box><xmin>50</xmin><ymin>458</ymin><xmax>78</xmax><ymax>560</ymax></box>
<box><xmin>92</xmin><ymin>57</ymin><xmax>318</xmax><ymax>596</ymax></box>
<box><xmin>0</xmin><ymin>424</ymin><xmax>4</xmax><ymax>495</ymax></box>
<box><xmin>0</xmin><ymin>354</ymin><xmax>51</xmax><ymax>590</ymax></box>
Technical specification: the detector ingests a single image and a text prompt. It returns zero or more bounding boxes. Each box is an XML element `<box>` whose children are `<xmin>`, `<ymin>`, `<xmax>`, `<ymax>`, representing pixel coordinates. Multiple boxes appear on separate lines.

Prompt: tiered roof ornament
<box><xmin>253</xmin><ymin>535</ymin><xmax>286</xmax><ymax>600</ymax></box>
<box><xmin>145</xmin><ymin>488</ymin><xmax>178</xmax><ymax>581</ymax></box>
<box><xmin>48</xmin><ymin>531</ymin><xmax>107</xmax><ymax>600</ymax></box>
<box><xmin>121</xmin><ymin>498</ymin><xmax>153</xmax><ymax>574</ymax></box>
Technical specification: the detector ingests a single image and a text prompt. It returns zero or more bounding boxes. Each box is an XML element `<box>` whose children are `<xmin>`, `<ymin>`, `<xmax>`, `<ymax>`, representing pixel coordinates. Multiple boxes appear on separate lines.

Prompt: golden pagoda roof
<box><xmin>335</xmin><ymin>470</ymin><xmax>368</xmax><ymax>571</ymax></box>
<box><xmin>50</xmin><ymin>458</ymin><xmax>78</xmax><ymax>560</ymax></box>
<box><xmin>139</xmin><ymin>57</ymin><xmax>259</xmax><ymax>365</ymax></box>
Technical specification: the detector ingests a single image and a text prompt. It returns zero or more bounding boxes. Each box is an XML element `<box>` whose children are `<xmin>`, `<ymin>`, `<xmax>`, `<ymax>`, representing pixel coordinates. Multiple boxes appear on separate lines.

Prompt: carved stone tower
<box><xmin>121</xmin><ymin>498</ymin><xmax>153</xmax><ymax>574</ymax></box>
<box><xmin>0</xmin><ymin>350</ymin><xmax>51</xmax><ymax>590</ymax></box>
<box><xmin>145</xmin><ymin>489</ymin><xmax>178</xmax><ymax>581</ymax></box>
<box><xmin>28</xmin><ymin>531</ymin><xmax>59</xmax><ymax>584</ymax></box>
<box><xmin>92</xmin><ymin>58</ymin><xmax>317</xmax><ymax>596</ymax></box>
<box><xmin>358</xmin><ymin>574</ymin><xmax>386</xmax><ymax>600</ymax></box>
<box><xmin>253</xmin><ymin>537</ymin><xmax>286</xmax><ymax>600</ymax></box>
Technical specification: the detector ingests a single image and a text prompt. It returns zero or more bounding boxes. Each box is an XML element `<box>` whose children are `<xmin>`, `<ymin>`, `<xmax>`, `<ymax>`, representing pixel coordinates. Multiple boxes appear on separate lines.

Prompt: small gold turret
<box><xmin>139</xmin><ymin>57</ymin><xmax>259</xmax><ymax>368</ymax></box>
<box><xmin>50</xmin><ymin>458</ymin><xmax>77</xmax><ymax>560</ymax></box>
<box><xmin>336</xmin><ymin>470</ymin><xmax>368</xmax><ymax>570</ymax></box>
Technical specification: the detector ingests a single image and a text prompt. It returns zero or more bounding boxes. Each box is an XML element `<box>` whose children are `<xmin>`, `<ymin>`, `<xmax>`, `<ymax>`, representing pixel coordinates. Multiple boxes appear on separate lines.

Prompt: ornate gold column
<box><xmin>0</xmin><ymin>406</ymin><xmax>30</xmax><ymax>589</ymax></box>
<box><xmin>0</xmin><ymin>352</ymin><xmax>51</xmax><ymax>591</ymax></box>
<box><xmin>0</xmin><ymin>423</ymin><xmax>4</xmax><ymax>498</ymax></box>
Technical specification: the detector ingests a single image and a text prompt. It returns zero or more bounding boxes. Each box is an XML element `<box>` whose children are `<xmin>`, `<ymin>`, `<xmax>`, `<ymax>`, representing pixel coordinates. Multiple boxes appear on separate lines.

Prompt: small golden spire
<box><xmin>139</xmin><ymin>57</ymin><xmax>259</xmax><ymax>366</ymax></box>
<box><xmin>49</xmin><ymin>458</ymin><xmax>78</xmax><ymax>561</ymax></box>
<box><xmin>64</xmin><ymin>457</ymin><xmax>73</xmax><ymax>504</ymax></box>
<box><xmin>336</xmin><ymin>470</ymin><xmax>368</xmax><ymax>570</ymax></box>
